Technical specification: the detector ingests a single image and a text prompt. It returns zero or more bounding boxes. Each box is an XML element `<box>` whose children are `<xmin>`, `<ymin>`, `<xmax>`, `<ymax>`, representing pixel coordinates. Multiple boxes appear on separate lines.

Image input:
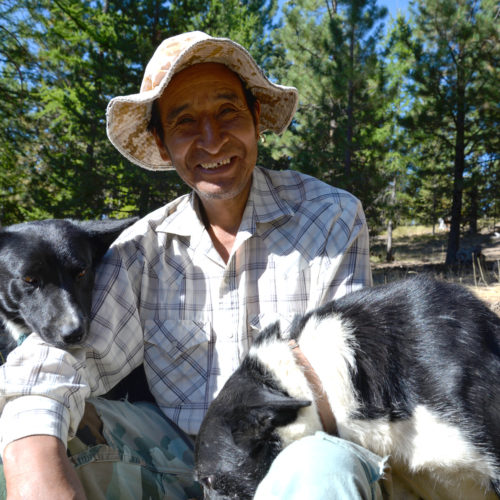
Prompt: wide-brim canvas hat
<box><xmin>106</xmin><ymin>31</ymin><xmax>299</xmax><ymax>171</ymax></box>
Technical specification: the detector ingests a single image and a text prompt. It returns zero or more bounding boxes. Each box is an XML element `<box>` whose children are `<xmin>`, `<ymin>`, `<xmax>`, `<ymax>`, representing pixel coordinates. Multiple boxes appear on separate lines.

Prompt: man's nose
<box><xmin>197</xmin><ymin>116</ymin><xmax>228</xmax><ymax>153</ymax></box>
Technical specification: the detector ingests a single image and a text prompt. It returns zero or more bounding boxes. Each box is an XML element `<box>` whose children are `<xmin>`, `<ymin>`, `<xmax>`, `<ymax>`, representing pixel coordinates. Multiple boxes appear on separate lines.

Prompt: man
<box><xmin>0</xmin><ymin>32</ymin><xmax>376</xmax><ymax>499</ymax></box>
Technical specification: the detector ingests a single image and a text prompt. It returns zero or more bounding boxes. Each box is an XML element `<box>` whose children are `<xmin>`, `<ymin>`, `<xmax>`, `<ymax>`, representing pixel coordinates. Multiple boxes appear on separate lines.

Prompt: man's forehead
<box><xmin>159</xmin><ymin>64</ymin><xmax>247</xmax><ymax>118</ymax></box>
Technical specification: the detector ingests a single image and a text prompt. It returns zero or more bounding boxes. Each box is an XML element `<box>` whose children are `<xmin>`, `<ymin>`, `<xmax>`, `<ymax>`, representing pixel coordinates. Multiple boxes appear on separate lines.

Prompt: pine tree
<box><xmin>1</xmin><ymin>0</ymin><xmax>276</xmax><ymax>222</ymax></box>
<box><xmin>0</xmin><ymin>0</ymin><xmax>40</xmax><ymax>223</ymax></box>
<box><xmin>270</xmin><ymin>0</ymin><xmax>391</xmax><ymax>226</ymax></box>
<box><xmin>404</xmin><ymin>0</ymin><xmax>499</xmax><ymax>264</ymax></box>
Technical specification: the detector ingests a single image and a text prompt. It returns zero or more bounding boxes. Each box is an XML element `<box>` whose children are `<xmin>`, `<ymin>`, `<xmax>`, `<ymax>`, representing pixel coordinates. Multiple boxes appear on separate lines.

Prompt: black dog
<box><xmin>0</xmin><ymin>217</ymin><xmax>137</xmax><ymax>357</ymax></box>
<box><xmin>195</xmin><ymin>277</ymin><xmax>500</xmax><ymax>499</ymax></box>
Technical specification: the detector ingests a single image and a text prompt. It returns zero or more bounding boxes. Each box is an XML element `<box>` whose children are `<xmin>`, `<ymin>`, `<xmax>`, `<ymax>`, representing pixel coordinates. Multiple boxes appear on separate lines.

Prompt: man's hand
<box><xmin>3</xmin><ymin>435</ymin><xmax>86</xmax><ymax>499</ymax></box>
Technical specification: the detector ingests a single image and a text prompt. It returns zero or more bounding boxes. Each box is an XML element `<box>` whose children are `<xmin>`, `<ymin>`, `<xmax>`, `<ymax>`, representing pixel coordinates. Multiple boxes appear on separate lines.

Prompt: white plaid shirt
<box><xmin>0</xmin><ymin>167</ymin><xmax>371</xmax><ymax>450</ymax></box>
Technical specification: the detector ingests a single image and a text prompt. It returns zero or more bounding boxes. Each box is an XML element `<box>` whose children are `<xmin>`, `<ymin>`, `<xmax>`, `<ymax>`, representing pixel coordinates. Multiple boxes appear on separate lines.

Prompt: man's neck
<box><xmin>198</xmin><ymin>195</ymin><xmax>248</xmax><ymax>264</ymax></box>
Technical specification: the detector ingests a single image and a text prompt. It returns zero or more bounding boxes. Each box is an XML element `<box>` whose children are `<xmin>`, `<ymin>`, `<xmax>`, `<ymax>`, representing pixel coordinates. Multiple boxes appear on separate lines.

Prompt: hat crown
<box><xmin>140</xmin><ymin>31</ymin><xmax>211</xmax><ymax>93</ymax></box>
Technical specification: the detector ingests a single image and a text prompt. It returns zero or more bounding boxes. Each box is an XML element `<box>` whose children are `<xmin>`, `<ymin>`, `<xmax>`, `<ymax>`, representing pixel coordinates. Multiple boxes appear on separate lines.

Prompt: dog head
<box><xmin>195</xmin><ymin>355</ymin><xmax>311</xmax><ymax>499</ymax></box>
<box><xmin>0</xmin><ymin>217</ymin><xmax>137</xmax><ymax>348</ymax></box>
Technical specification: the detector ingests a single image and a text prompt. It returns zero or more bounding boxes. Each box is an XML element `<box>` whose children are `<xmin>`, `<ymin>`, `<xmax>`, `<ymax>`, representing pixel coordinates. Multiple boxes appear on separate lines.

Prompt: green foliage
<box><xmin>0</xmin><ymin>0</ymin><xmax>274</xmax><ymax>224</ymax></box>
<box><xmin>390</xmin><ymin>0</ymin><xmax>499</xmax><ymax>263</ymax></box>
<box><xmin>0</xmin><ymin>0</ymin><xmax>498</xmax><ymax>269</ymax></box>
<box><xmin>269</xmin><ymin>0</ymin><xmax>392</xmax><ymax>229</ymax></box>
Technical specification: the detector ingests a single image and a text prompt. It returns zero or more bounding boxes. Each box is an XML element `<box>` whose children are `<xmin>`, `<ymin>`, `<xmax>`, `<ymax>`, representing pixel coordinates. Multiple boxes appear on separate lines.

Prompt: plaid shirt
<box><xmin>0</xmin><ymin>167</ymin><xmax>371</xmax><ymax>450</ymax></box>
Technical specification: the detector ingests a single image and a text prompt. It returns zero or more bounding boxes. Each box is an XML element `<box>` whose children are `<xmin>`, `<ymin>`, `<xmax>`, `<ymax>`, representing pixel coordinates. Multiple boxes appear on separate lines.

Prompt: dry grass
<box><xmin>469</xmin><ymin>283</ymin><xmax>500</xmax><ymax>315</ymax></box>
<box><xmin>370</xmin><ymin>225</ymin><xmax>500</xmax><ymax>313</ymax></box>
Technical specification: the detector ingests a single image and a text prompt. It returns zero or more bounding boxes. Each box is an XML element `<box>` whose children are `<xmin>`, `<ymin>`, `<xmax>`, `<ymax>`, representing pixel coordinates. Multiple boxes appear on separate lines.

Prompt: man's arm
<box><xmin>310</xmin><ymin>196</ymin><xmax>372</xmax><ymax>309</ymax></box>
<box><xmin>3</xmin><ymin>435</ymin><xmax>86</xmax><ymax>500</ymax></box>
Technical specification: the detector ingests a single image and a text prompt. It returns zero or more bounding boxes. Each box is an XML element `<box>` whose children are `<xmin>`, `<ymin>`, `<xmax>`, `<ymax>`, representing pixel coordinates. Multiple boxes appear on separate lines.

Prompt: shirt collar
<box><xmin>156</xmin><ymin>166</ymin><xmax>295</xmax><ymax>237</ymax></box>
<box><xmin>156</xmin><ymin>193</ymin><xmax>204</xmax><ymax>237</ymax></box>
<box><xmin>248</xmin><ymin>166</ymin><xmax>295</xmax><ymax>224</ymax></box>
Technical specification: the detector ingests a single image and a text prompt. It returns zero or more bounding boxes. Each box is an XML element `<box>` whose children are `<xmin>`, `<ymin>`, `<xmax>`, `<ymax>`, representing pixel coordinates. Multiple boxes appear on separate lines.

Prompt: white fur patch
<box><xmin>343</xmin><ymin>405</ymin><xmax>496</xmax><ymax>488</ymax></box>
<box><xmin>248</xmin><ymin>336</ymin><xmax>322</xmax><ymax>447</ymax></box>
<box><xmin>298</xmin><ymin>312</ymin><xmax>360</xmax><ymax>422</ymax></box>
<box><xmin>3</xmin><ymin>319</ymin><xmax>29</xmax><ymax>343</ymax></box>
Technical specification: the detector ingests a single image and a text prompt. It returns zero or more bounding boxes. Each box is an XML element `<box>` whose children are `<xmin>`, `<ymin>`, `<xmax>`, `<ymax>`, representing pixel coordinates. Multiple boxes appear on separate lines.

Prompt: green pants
<box><xmin>0</xmin><ymin>398</ymin><xmax>203</xmax><ymax>500</ymax></box>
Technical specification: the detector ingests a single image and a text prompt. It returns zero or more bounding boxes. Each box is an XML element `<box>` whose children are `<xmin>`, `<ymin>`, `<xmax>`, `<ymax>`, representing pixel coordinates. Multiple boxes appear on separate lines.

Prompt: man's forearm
<box><xmin>3</xmin><ymin>435</ymin><xmax>86</xmax><ymax>500</ymax></box>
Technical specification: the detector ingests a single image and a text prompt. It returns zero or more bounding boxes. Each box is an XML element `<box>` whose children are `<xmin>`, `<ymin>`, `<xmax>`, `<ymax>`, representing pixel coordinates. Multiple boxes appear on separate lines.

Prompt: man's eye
<box><xmin>220</xmin><ymin>106</ymin><xmax>236</xmax><ymax>116</ymax></box>
<box><xmin>177</xmin><ymin>116</ymin><xmax>194</xmax><ymax>125</ymax></box>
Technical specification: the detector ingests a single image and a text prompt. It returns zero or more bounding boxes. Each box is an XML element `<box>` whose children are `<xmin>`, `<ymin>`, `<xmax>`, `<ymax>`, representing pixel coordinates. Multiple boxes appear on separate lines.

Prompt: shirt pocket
<box><xmin>143</xmin><ymin>319</ymin><xmax>211</xmax><ymax>407</ymax></box>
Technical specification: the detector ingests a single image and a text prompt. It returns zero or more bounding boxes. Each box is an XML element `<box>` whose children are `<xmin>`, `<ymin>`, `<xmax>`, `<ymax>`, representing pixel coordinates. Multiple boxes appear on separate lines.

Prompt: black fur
<box><xmin>0</xmin><ymin>217</ymin><xmax>137</xmax><ymax>354</ymax></box>
<box><xmin>196</xmin><ymin>354</ymin><xmax>310</xmax><ymax>499</ymax></box>
<box><xmin>195</xmin><ymin>277</ymin><xmax>500</xmax><ymax>499</ymax></box>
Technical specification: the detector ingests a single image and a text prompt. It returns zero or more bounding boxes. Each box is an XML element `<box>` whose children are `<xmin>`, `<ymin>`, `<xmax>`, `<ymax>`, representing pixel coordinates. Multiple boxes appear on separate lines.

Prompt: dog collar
<box><xmin>288</xmin><ymin>339</ymin><xmax>338</xmax><ymax>436</ymax></box>
<box><xmin>17</xmin><ymin>333</ymin><xmax>29</xmax><ymax>346</ymax></box>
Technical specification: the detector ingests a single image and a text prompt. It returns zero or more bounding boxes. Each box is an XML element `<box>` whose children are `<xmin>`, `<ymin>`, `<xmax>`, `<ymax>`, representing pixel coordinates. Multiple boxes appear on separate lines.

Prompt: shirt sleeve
<box><xmin>307</xmin><ymin>194</ymin><xmax>372</xmax><ymax>309</ymax></box>
<box><xmin>0</xmin><ymin>242</ymin><xmax>145</xmax><ymax>454</ymax></box>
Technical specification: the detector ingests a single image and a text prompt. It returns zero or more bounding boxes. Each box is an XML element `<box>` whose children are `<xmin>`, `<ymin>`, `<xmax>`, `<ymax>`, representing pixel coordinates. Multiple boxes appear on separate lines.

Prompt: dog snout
<box><xmin>60</xmin><ymin>324</ymin><xmax>85</xmax><ymax>344</ymax></box>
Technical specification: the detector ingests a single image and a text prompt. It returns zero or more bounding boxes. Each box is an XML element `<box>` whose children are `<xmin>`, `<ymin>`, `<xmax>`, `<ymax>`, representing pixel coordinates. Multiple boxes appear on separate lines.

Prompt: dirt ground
<box><xmin>370</xmin><ymin>226</ymin><xmax>500</xmax><ymax>315</ymax></box>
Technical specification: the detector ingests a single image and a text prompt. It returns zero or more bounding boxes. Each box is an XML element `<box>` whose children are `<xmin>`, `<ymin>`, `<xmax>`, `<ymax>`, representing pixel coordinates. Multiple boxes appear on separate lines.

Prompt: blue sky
<box><xmin>380</xmin><ymin>0</ymin><xmax>410</xmax><ymax>18</ymax></box>
<box><xmin>275</xmin><ymin>1</ymin><xmax>411</xmax><ymax>22</ymax></box>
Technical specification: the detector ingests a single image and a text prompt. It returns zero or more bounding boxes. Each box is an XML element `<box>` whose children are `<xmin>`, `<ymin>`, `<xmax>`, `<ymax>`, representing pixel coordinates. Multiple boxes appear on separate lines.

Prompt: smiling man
<box><xmin>149</xmin><ymin>62</ymin><xmax>261</xmax><ymax>262</ymax></box>
<box><xmin>0</xmin><ymin>32</ymin><xmax>375</xmax><ymax>499</ymax></box>
<box><xmin>152</xmin><ymin>63</ymin><xmax>259</xmax><ymax>203</ymax></box>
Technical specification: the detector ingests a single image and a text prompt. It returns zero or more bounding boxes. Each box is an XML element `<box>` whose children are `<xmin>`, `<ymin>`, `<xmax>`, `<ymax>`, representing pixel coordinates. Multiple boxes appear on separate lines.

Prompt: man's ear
<box><xmin>152</xmin><ymin>129</ymin><xmax>171</xmax><ymax>162</ymax></box>
<box><xmin>254</xmin><ymin>100</ymin><xmax>261</xmax><ymax>138</ymax></box>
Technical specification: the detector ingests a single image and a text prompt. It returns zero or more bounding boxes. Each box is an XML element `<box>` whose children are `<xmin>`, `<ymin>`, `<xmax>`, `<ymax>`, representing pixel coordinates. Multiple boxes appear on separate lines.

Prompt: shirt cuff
<box><xmin>0</xmin><ymin>396</ymin><xmax>70</xmax><ymax>455</ymax></box>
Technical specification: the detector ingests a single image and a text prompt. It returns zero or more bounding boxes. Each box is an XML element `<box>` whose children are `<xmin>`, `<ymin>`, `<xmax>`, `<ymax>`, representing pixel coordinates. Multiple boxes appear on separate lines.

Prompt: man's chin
<box><xmin>195</xmin><ymin>188</ymin><xmax>241</xmax><ymax>201</ymax></box>
<box><xmin>194</xmin><ymin>180</ymin><xmax>251</xmax><ymax>202</ymax></box>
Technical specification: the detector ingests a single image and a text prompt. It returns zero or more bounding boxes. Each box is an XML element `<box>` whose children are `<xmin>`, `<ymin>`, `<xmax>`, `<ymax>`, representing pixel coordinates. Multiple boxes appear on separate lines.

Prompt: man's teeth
<box><xmin>201</xmin><ymin>158</ymin><xmax>231</xmax><ymax>169</ymax></box>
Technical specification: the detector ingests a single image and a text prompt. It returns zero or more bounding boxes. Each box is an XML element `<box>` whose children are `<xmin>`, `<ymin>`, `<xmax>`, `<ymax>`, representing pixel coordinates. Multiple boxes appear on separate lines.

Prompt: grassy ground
<box><xmin>370</xmin><ymin>225</ymin><xmax>500</xmax><ymax>314</ymax></box>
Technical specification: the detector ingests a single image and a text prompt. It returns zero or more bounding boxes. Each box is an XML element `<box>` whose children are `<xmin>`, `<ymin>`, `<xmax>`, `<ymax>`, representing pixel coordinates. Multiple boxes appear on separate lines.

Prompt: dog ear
<box><xmin>73</xmin><ymin>217</ymin><xmax>139</xmax><ymax>259</ymax></box>
<box><xmin>249</xmin><ymin>394</ymin><xmax>311</xmax><ymax>430</ymax></box>
<box><xmin>230</xmin><ymin>396</ymin><xmax>311</xmax><ymax>447</ymax></box>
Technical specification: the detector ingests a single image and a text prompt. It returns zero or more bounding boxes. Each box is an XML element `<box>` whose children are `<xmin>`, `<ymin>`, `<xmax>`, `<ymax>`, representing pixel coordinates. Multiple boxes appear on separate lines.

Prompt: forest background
<box><xmin>0</xmin><ymin>0</ymin><xmax>498</xmax><ymax>266</ymax></box>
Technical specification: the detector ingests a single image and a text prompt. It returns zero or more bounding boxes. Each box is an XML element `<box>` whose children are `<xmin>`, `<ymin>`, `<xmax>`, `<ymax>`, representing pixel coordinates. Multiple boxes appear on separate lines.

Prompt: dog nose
<box><xmin>60</xmin><ymin>326</ymin><xmax>84</xmax><ymax>344</ymax></box>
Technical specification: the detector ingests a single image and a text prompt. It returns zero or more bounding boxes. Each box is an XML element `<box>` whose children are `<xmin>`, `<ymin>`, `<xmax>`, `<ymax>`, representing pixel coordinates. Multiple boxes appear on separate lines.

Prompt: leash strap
<box><xmin>288</xmin><ymin>339</ymin><xmax>338</xmax><ymax>436</ymax></box>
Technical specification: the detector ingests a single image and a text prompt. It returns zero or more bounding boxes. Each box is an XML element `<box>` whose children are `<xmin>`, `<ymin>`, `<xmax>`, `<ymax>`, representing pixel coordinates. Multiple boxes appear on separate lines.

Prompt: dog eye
<box><xmin>76</xmin><ymin>268</ymin><xmax>88</xmax><ymax>279</ymax></box>
<box><xmin>22</xmin><ymin>276</ymin><xmax>38</xmax><ymax>285</ymax></box>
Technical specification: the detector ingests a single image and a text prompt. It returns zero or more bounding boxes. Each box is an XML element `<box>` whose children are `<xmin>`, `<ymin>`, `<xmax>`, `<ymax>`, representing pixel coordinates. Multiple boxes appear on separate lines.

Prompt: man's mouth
<box><xmin>200</xmin><ymin>158</ymin><xmax>232</xmax><ymax>170</ymax></box>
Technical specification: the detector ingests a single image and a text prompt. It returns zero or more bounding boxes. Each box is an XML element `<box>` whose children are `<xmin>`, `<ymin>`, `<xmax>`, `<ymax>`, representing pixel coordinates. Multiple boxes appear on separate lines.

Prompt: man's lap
<box><xmin>70</xmin><ymin>398</ymin><xmax>203</xmax><ymax>500</ymax></box>
<box><xmin>255</xmin><ymin>431</ymin><xmax>389</xmax><ymax>500</ymax></box>
<box><xmin>0</xmin><ymin>397</ymin><xmax>203</xmax><ymax>500</ymax></box>
<box><xmin>0</xmin><ymin>398</ymin><xmax>392</xmax><ymax>499</ymax></box>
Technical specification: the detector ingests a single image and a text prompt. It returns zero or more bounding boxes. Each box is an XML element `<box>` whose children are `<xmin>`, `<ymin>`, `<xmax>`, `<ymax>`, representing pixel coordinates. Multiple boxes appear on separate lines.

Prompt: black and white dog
<box><xmin>0</xmin><ymin>217</ymin><xmax>137</xmax><ymax>356</ymax></box>
<box><xmin>195</xmin><ymin>277</ymin><xmax>500</xmax><ymax>499</ymax></box>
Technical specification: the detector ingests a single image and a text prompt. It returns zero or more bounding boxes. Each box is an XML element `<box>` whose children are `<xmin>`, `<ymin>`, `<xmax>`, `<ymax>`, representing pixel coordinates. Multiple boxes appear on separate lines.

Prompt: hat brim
<box><xmin>106</xmin><ymin>36</ymin><xmax>298</xmax><ymax>171</ymax></box>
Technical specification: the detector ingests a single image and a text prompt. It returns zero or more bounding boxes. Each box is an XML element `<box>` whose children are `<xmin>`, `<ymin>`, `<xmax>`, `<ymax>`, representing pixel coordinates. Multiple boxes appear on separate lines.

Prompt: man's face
<box><xmin>153</xmin><ymin>63</ymin><xmax>260</xmax><ymax>202</ymax></box>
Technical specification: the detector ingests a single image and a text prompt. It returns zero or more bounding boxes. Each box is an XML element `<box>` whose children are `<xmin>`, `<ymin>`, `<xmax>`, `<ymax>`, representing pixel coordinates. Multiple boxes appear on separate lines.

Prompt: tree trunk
<box><xmin>445</xmin><ymin>81</ymin><xmax>466</xmax><ymax>265</ymax></box>
<box><xmin>468</xmin><ymin>181</ymin><xmax>478</xmax><ymax>234</ymax></box>
<box><xmin>386</xmin><ymin>219</ymin><xmax>394</xmax><ymax>262</ymax></box>
<box><xmin>344</xmin><ymin>29</ymin><xmax>354</xmax><ymax>178</ymax></box>
<box><xmin>432</xmin><ymin>188</ymin><xmax>437</xmax><ymax>235</ymax></box>
<box><xmin>386</xmin><ymin>176</ymin><xmax>397</xmax><ymax>262</ymax></box>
